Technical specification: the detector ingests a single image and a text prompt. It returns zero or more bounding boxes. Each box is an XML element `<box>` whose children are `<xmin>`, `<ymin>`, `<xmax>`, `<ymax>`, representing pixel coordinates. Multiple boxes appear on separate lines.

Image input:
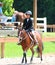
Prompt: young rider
<box><xmin>22</xmin><ymin>10</ymin><xmax>37</xmax><ymax>44</ymax></box>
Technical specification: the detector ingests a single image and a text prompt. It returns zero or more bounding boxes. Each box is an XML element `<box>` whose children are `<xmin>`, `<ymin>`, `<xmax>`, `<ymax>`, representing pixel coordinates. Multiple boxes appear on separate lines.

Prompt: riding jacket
<box><xmin>22</xmin><ymin>18</ymin><xmax>33</xmax><ymax>32</ymax></box>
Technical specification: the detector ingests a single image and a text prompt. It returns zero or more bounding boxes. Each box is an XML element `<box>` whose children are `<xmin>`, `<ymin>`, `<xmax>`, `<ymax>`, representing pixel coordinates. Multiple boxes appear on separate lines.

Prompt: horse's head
<box><xmin>18</xmin><ymin>29</ymin><xmax>27</xmax><ymax>43</ymax></box>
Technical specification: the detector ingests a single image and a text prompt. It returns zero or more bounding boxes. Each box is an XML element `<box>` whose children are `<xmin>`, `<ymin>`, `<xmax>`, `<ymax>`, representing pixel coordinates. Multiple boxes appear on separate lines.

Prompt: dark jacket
<box><xmin>22</xmin><ymin>18</ymin><xmax>33</xmax><ymax>32</ymax></box>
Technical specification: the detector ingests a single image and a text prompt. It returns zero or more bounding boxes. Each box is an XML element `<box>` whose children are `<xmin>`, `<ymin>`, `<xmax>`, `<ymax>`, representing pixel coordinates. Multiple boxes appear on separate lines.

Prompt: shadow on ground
<box><xmin>7</xmin><ymin>63</ymin><xmax>37</xmax><ymax>65</ymax></box>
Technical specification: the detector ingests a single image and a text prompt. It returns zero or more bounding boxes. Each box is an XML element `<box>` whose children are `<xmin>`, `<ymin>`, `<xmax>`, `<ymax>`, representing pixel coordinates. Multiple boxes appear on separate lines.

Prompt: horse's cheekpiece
<box><xmin>18</xmin><ymin>36</ymin><xmax>23</xmax><ymax>45</ymax></box>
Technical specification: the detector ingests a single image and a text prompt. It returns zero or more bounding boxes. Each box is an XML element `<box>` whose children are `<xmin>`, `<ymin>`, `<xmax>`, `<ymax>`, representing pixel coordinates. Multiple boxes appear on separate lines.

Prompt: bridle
<box><xmin>19</xmin><ymin>30</ymin><xmax>28</xmax><ymax>42</ymax></box>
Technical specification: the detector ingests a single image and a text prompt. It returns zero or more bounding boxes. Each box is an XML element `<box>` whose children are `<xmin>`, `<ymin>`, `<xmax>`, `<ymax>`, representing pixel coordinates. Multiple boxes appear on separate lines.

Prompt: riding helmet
<box><xmin>25</xmin><ymin>11</ymin><xmax>32</xmax><ymax>15</ymax></box>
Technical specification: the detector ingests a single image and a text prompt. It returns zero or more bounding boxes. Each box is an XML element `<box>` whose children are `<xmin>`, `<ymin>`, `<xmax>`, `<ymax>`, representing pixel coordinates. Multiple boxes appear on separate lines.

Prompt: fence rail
<box><xmin>31</xmin><ymin>17</ymin><xmax>47</xmax><ymax>32</ymax></box>
<box><xmin>0</xmin><ymin>17</ymin><xmax>47</xmax><ymax>32</ymax></box>
<box><xmin>47</xmin><ymin>25</ymin><xmax>55</xmax><ymax>32</ymax></box>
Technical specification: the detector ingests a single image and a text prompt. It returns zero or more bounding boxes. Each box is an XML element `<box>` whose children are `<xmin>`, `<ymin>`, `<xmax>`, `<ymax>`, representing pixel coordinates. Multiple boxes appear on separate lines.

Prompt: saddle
<box><xmin>28</xmin><ymin>32</ymin><xmax>38</xmax><ymax>44</ymax></box>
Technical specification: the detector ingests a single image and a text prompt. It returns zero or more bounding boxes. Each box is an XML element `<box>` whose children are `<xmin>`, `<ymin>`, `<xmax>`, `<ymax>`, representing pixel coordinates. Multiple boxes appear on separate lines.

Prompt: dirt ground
<box><xmin>0</xmin><ymin>54</ymin><xmax>55</xmax><ymax>65</ymax></box>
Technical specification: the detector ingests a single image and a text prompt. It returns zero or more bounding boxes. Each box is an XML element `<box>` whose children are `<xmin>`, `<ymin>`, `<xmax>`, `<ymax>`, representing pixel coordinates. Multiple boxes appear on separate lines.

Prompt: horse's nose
<box><xmin>19</xmin><ymin>37</ymin><xmax>22</xmax><ymax>41</ymax></box>
<box><xmin>20</xmin><ymin>38</ymin><xmax>22</xmax><ymax>41</ymax></box>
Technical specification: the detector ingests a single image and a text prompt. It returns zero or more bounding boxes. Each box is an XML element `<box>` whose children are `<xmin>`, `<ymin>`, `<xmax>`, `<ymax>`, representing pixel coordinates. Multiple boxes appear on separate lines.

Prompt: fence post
<box><xmin>44</xmin><ymin>17</ymin><xmax>47</xmax><ymax>32</ymax></box>
<box><xmin>0</xmin><ymin>37</ymin><xmax>5</xmax><ymax>58</ymax></box>
<box><xmin>1</xmin><ymin>42</ymin><xmax>5</xmax><ymax>58</ymax></box>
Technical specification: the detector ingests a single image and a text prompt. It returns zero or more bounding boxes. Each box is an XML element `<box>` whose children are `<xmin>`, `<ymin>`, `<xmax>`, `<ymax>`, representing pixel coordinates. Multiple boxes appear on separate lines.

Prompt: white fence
<box><xmin>0</xmin><ymin>17</ymin><xmax>47</xmax><ymax>32</ymax></box>
<box><xmin>31</xmin><ymin>17</ymin><xmax>47</xmax><ymax>32</ymax></box>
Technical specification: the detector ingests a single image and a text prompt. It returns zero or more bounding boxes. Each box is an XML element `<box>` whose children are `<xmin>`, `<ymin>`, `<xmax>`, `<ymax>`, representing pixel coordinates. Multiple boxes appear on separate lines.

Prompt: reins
<box><xmin>22</xmin><ymin>34</ymin><xmax>28</xmax><ymax>41</ymax></box>
<box><xmin>19</xmin><ymin>29</ymin><xmax>30</xmax><ymax>41</ymax></box>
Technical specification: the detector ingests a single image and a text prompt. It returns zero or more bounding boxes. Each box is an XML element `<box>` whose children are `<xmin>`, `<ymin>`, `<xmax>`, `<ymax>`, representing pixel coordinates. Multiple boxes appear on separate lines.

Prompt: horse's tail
<box><xmin>36</xmin><ymin>42</ymin><xmax>44</xmax><ymax>61</ymax></box>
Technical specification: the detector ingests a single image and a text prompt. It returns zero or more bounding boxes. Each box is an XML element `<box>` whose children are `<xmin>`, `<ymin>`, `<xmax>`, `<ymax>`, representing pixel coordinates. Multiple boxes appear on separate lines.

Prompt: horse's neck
<box><xmin>24</xmin><ymin>32</ymin><xmax>30</xmax><ymax>40</ymax></box>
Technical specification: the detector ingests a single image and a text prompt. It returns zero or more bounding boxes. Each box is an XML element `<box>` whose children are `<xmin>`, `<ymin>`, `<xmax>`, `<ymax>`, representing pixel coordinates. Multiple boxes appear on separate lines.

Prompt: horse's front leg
<box><xmin>21</xmin><ymin>54</ymin><xmax>24</xmax><ymax>63</ymax></box>
<box><xmin>21</xmin><ymin>51</ymin><xmax>27</xmax><ymax>64</ymax></box>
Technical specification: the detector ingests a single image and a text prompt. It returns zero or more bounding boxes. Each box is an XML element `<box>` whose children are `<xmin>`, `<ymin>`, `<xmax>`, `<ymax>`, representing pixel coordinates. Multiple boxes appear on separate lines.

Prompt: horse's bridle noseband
<box><xmin>19</xmin><ymin>30</ymin><xmax>28</xmax><ymax>42</ymax></box>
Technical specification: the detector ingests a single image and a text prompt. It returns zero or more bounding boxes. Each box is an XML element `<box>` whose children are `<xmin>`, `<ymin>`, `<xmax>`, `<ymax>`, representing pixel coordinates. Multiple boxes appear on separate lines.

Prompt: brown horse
<box><xmin>18</xmin><ymin>29</ymin><xmax>43</xmax><ymax>64</ymax></box>
<box><xmin>14</xmin><ymin>11</ymin><xmax>27</xmax><ymax>27</ymax></box>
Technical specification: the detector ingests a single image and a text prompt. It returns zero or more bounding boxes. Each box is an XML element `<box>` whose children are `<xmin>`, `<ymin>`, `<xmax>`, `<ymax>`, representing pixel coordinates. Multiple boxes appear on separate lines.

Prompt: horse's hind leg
<box><xmin>30</xmin><ymin>47</ymin><xmax>35</xmax><ymax>63</ymax></box>
<box><xmin>37</xmin><ymin>43</ymin><xmax>43</xmax><ymax>61</ymax></box>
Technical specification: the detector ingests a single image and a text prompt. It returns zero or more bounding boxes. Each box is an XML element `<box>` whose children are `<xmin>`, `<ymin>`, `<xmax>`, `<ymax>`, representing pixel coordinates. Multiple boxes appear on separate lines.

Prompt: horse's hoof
<box><xmin>21</xmin><ymin>61</ymin><xmax>24</xmax><ymax>63</ymax></box>
<box><xmin>21</xmin><ymin>58</ymin><xmax>24</xmax><ymax>63</ymax></box>
<box><xmin>30</xmin><ymin>60</ymin><xmax>32</xmax><ymax>63</ymax></box>
<box><xmin>41</xmin><ymin>58</ymin><xmax>43</xmax><ymax>61</ymax></box>
<box><xmin>25</xmin><ymin>60</ymin><xmax>27</xmax><ymax>64</ymax></box>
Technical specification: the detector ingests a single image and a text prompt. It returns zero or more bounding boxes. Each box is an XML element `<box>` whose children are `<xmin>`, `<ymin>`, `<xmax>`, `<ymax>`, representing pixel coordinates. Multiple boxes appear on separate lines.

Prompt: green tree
<box><xmin>0</xmin><ymin>0</ymin><xmax>14</xmax><ymax>16</ymax></box>
<box><xmin>12</xmin><ymin>0</ymin><xmax>55</xmax><ymax>24</ymax></box>
<box><xmin>13</xmin><ymin>0</ymin><xmax>33</xmax><ymax>13</ymax></box>
<box><xmin>37</xmin><ymin>0</ymin><xmax>55</xmax><ymax>24</ymax></box>
<box><xmin>0</xmin><ymin>0</ymin><xmax>55</xmax><ymax>24</ymax></box>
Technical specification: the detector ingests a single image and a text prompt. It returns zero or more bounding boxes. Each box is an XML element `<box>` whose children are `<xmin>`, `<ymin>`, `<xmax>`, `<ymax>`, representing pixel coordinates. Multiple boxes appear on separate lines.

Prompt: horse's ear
<box><xmin>23</xmin><ymin>29</ymin><xmax>25</xmax><ymax>31</ymax></box>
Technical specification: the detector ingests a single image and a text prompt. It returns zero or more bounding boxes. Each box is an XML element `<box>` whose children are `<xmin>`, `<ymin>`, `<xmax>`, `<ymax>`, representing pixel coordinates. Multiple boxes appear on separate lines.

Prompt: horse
<box><xmin>13</xmin><ymin>11</ymin><xmax>27</xmax><ymax>27</ymax></box>
<box><xmin>18</xmin><ymin>29</ymin><xmax>43</xmax><ymax>64</ymax></box>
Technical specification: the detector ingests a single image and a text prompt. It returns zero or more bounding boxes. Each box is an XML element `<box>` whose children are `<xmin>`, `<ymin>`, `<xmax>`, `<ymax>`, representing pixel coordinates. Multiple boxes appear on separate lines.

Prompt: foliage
<box><xmin>0</xmin><ymin>0</ymin><xmax>14</xmax><ymax>16</ymax></box>
<box><xmin>13</xmin><ymin>0</ymin><xmax>55</xmax><ymax>24</ymax></box>
<box><xmin>13</xmin><ymin>0</ymin><xmax>33</xmax><ymax>13</ymax></box>
<box><xmin>37</xmin><ymin>0</ymin><xmax>55</xmax><ymax>24</ymax></box>
<box><xmin>0</xmin><ymin>0</ymin><xmax>55</xmax><ymax>23</ymax></box>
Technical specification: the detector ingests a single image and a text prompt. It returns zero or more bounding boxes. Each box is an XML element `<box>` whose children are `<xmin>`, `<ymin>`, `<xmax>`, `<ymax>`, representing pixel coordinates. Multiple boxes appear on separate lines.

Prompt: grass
<box><xmin>0</xmin><ymin>32</ymin><xmax>55</xmax><ymax>58</ymax></box>
<box><xmin>42</xmin><ymin>32</ymin><xmax>55</xmax><ymax>38</ymax></box>
<box><xmin>43</xmin><ymin>41</ymin><xmax>55</xmax><ymax>54</ymax></box>
<box><xmin>3</xmin><ymin>41</ymin><xmax>55</xmax><ymax>58</ymax></box>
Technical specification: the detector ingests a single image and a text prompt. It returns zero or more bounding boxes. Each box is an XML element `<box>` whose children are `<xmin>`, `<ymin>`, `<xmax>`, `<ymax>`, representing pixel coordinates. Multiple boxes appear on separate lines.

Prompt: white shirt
<box><xmin>27</xmin><ymin>19</ymin><xmax>29</xmax><ymax>22</ymax></box>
